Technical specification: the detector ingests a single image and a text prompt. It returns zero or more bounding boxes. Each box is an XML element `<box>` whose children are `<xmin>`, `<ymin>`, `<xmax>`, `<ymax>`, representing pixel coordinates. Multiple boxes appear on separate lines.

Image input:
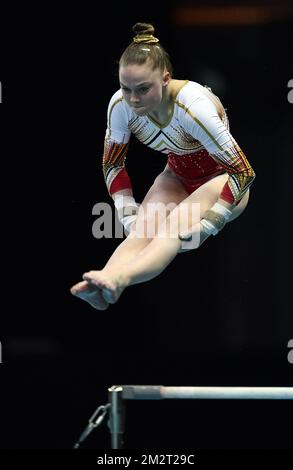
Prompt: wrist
<box><xmin>217</xmin><ymin>198</ymin><xmax>235</xmax><ymax>211</ymax></box>
<box><xmin>112</xmin><ymin>189</ymin><xmax>133</xmax><ymax>200</ymax></box>
<box><xmin>201</xmin><ymin>201</ymin><xmax>233</xmax><ymax>236</ymax></box>
<box><xmin>114</xmin><ymin>194</ymin><xmax>136</xmax><ymax>211</ymax></box>
<box><xmin>211</xmin><ymin>201</ymin><xmax>232</xmax><ymax>221</ymax></box>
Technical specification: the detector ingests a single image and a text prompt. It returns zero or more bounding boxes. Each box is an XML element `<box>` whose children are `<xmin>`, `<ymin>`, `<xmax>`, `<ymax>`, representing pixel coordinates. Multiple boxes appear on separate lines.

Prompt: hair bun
<box><xmin>133</xmin><ymin>22</ymin><xmax>155</xmax><ymax>36</ymax></box>
<box><xmin>132</xmin><ymin>22</ymin><xmax>159</xmax><ymax>44</ymax></box>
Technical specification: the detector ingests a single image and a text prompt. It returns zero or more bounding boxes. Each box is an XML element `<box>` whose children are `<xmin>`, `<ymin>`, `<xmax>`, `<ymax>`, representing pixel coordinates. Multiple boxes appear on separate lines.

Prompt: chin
<box><xmin>133</xmin><ymin>107</ymin><xmax>147</xmax><ymax>115</ymax></box>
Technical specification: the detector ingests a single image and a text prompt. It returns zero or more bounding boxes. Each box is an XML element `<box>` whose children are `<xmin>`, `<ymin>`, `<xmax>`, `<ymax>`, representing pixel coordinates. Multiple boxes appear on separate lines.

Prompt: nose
<box><xmin>129</xmin><ymin>92</ymin><xmax>140</xmax><ymax>104</ymax></box>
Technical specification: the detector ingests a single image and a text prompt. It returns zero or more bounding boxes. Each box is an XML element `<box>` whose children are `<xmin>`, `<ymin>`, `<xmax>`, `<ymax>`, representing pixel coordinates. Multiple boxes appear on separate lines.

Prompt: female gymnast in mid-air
<box><xmin>70</xmin><ymin>22</ymin><xmax>256</xmax><ymax>310</ymax></box>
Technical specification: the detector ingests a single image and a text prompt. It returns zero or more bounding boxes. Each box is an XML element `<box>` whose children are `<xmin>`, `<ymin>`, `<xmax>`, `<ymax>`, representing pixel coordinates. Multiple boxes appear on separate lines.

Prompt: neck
<box><xmin>150</xmin><ymin>80</ymin><xmax>173</xmax><ymax>120</ymax></box>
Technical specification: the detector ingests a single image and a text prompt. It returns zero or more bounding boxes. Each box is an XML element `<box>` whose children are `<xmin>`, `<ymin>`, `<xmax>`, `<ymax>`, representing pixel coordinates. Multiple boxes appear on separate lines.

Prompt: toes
<box><xmin>82</xmin><ymin>272</ymin><xmax>100</xmax><ymax>286</ymax></box>
<box><xmin>70</xmin><ymin>281</ymin><xmax>89</xmax><ymax>295</ymax></box>
<box><xmin>82</xmin><ymin>272</ymin><xmax>112</xmax><ymax>291</ymax></box>
<box><xmin>71</xmin><ymin>279</ymin><xmax>110</xmax><ymax>310</ymax></box>
<box><xmin>82</xmin><ymin>271</ymin><xmax>95</xmax><ymax>279</ymax></box>
<box><xmin>78</xmin><ymin>271</ymin><xmax>123</xmax><ymax>307</ymax></box>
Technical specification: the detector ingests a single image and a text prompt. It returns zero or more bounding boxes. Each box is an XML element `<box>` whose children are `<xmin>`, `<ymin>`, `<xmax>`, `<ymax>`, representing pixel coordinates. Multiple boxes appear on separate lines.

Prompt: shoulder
<box><xmin>175</xmin><ymin>80</ymin><xmax>211</xmax><ymax>108</ymax></box>
<box><xmin>107</xmin><ymin>89</ymin><xmax>125</xmax><ymax>112</ymax></box>
<box><xmin>175</xmin><ymin>80</ymin><xmax>224</xmax><ymax>127</ymax></box>
<box><xmin>107</xmin><ymin>89</ymin><xmax>134</xmax><ymax>126</ymax></box>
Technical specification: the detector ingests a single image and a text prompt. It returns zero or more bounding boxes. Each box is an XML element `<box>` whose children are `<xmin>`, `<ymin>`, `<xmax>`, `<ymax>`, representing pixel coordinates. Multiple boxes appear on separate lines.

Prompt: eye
<box><xmin>121</xmin><ymin>87</ymin><xmax>130</xmax><ymax>93</ymax></box>
<box><xmin>138</xmin><ymin>87</ymin><xmax>150</xmax><ymax>94</ymax></box>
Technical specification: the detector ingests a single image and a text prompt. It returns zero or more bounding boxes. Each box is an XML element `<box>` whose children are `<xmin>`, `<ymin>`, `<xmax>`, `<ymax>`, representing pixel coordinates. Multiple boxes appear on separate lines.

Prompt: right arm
<box><xmin>102</xmin><ymin>91</ymin><xmax>140</xmax><ymax>232</ymax></box>
<box><xmin>102</xmin><ymin>91</ymin><xmax>132</xmax><ymax>197</ymax></box>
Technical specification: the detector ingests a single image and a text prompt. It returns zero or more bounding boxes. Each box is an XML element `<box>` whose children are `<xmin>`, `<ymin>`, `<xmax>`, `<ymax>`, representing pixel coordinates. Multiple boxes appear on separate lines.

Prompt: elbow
<box><xmin>250</xmin><ymin>169</ymin><xmax>256</xmax><ymax>183</ymax></box>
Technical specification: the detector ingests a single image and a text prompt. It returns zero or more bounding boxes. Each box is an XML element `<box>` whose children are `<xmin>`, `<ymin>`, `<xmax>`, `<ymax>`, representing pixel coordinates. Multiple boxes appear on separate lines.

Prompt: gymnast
<box><xmin>70</xmin><ymin>22</ymin><xmax>256</xmax><ymax>310</ymax></box>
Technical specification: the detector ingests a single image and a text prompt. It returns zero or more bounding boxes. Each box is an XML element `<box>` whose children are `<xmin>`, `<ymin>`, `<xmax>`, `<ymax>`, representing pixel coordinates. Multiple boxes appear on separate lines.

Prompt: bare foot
<box><xmin>70</xmin><ymin>280</ymin><xmax>109</xmax><ymax>310</ymax></box>
<box><xmin>82</xmin><ymin>269</ymin><xmax>128</xmax><ymax>304</ymax></box>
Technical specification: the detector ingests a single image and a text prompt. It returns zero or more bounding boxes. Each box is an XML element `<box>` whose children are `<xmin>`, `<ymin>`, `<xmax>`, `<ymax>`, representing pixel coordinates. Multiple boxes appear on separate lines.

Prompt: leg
<box><xmin>103</xmin><ymin>165</ymin><xmax>188</xmax><ymax>269</ymax></box>
<box><xmin>83</xmin><ymin>174</ymin><xmax>249</xmax><ymax>307</ymax></box>
<box><xmin>70</xmin><ymin>165</ymin><xmax>188</xmax><ymax>309</ymax></box>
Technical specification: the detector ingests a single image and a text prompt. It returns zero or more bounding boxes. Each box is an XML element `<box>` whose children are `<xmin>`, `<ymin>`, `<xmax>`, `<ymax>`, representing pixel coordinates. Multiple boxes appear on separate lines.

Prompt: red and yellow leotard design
<box><xmin>102</xmin><ymin>81</ymin><xmax>255</xmax><ymax>204</ymax></box>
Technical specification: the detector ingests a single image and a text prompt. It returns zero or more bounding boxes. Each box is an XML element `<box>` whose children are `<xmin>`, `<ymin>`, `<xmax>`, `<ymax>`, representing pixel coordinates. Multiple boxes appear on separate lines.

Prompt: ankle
<box><xmin>102</xmin><ymin>266</ymin><xmax>131</xmax><ymax>289</ymax></box>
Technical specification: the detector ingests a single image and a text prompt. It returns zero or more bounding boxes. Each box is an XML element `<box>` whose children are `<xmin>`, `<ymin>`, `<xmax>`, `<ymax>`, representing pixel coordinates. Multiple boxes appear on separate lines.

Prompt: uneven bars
<box><xmin>114</xmin><ymin>385</ymin><xmax>293</xmax><ymax>400</ymax></box>
<box><xmin>107</xmin><ymin>385</ymin><xmax>293</xmax><ymax>448</ymax></box>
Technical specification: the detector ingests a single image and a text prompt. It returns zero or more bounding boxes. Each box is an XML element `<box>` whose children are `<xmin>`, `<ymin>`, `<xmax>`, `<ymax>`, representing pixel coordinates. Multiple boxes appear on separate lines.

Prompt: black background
<box><xmin>1</xmin><ymin>1</ymin><xmax>293</xmax><ymax>450</ymax></box>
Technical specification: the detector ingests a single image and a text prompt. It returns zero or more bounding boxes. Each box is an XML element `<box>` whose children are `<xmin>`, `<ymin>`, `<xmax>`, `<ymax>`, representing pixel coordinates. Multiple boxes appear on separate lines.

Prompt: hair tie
<box><xmin>133</xmin><ymin>34</ymin><xmax>159</xmax><ymax>44</ymax></box>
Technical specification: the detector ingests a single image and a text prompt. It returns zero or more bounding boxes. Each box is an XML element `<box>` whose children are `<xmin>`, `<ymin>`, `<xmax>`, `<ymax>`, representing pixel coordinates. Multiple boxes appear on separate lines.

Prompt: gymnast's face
<box><xmin>119</xmin><ymin>61</ymin><xmax>170</xmax><ymax>116</ymax></box>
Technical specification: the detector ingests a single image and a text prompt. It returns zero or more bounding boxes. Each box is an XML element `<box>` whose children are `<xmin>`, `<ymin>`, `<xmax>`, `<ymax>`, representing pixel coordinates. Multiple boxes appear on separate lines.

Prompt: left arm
<box><xmin>186</xmin><ymin>97</ymin><xmax>256</xmax><ymax>232</ymax></box>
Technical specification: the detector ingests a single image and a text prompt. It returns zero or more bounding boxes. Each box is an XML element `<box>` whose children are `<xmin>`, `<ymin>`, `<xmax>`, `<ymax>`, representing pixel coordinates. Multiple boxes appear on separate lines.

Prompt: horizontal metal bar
<box><xmin>115</xmin><ymin>385</ymin><xmax>293</xmax><ymax>400</ymax></box>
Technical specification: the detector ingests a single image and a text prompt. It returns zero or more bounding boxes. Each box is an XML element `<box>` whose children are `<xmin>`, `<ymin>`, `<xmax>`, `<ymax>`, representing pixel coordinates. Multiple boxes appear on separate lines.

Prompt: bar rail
<box><xmin>107</xmin><ymin>385</ymin><xmax>293</xmax><ymax>448</ymax></box>
<box><xmin>114</xmin><ymin>385</ymin><xmax>293</xmax><ymax>400</ymax></box>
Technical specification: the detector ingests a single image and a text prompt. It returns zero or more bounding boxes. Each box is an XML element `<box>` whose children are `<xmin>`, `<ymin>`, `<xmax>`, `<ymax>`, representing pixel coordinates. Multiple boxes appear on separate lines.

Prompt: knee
<box><xmin>159</xmin><ymin>202</ymin><xmax>201</xmax><ymax>236</ymax></box>
<box><xmin>135</xmin><ymin>202</ymin><xmax>176</xmax><ymax>238</ymax></box>
<box><xmin>155</xmin><ymin>205</ymin><xmax>203</xmax><ymax>251</ymax></box>
<box><xmin>131</xmin><ymin>211</ymin><xmax>161</xmax><ymax>239</ymax></box>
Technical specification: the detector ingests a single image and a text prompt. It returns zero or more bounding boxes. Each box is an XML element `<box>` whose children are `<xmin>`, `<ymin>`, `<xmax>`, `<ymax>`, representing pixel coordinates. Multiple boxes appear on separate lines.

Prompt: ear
<box><xmin>162</xmin><ymin>71</ymin><xmax>171</xmax><ymax>87</ymax></box>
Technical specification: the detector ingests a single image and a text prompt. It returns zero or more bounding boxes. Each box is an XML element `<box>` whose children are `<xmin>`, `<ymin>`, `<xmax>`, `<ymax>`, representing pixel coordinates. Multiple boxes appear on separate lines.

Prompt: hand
<box><xmin>114</xmin><ymin>196</ymin><xmax>140</xmax><ymax>234</ymax></box>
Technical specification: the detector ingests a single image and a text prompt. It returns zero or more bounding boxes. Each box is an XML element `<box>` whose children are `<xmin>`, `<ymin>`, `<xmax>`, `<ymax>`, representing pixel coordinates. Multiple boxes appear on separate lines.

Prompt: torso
<box><xmin>130</xmin><ymin>79</ymin><xmax>227</xmax><ymax>180</ymax></box>
<box><xmin>123</xmin><ymin>81</ymin><xmax>227</xmax><ymax>158</ymax></box>
<box><xmin>104</xmin><ymin>80</ymin><xmax>254</xmax><ymax>203</ymax></box>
